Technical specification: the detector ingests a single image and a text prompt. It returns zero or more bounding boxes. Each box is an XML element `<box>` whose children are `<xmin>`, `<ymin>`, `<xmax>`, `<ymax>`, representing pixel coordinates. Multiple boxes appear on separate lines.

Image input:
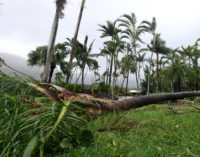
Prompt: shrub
<box><xmin>66</xmin><ymin>84</ymin><xmax>83</xmax><ymax>93</ymax></box>
<box><xmin>91</xmin><ymin>82</ymin><xmax>110</xmax><ymax>95</ymax></box>
<box><xmin>91</xmin><ymin>84</ymin><xmax>100</xmax><ymax>95</ymax></box>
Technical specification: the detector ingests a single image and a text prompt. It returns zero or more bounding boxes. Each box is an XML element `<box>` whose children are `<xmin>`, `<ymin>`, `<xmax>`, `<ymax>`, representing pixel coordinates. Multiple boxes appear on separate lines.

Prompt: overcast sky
<box><xmin>1</xmin><ymin>0</ymin><xmax>200</xmax><ymax>58</ymax></box>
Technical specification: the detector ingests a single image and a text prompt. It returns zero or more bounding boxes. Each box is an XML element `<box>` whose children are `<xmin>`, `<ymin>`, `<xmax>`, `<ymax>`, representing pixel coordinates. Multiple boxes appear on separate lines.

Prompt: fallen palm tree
<box><xmin>29</xmin><ymin>83</ymin><xmax>200</xmax><ymax>113</ymax></box>
<box><xmin>103</xmin><ymin>92</ymin><xmax>200</xmax><ymax>111</ymax></box>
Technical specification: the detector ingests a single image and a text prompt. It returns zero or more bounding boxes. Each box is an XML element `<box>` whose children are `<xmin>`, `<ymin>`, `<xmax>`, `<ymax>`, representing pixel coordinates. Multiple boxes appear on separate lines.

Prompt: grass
<box><xmin>66</xmin><ymin>105</ymin><xmax>200</xmax><ymax>157</ymax></box>
<box><xmin>1</xmin><ymin>71</ymin><xmax>200</xmax><ymax>156</ymax></box>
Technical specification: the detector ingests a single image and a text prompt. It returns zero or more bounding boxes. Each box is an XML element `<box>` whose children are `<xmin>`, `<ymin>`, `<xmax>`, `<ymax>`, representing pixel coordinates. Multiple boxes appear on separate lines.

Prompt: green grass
<box><xmin>66</xmin><ymin>105</ymin><xmax>200</xmax><ymax>157</ymax></box>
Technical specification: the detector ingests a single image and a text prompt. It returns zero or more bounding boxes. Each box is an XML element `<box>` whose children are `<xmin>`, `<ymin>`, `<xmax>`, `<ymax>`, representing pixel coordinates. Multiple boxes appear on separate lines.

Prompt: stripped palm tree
<box><xmin>67</xmin><ymin>0</ymin><xmax>86</xmax><ymax>84</ymax></box>
<box><xmin>42</xmin><ymin>0</ymin><xmax>67</xmax><ymax>82</ymax></box>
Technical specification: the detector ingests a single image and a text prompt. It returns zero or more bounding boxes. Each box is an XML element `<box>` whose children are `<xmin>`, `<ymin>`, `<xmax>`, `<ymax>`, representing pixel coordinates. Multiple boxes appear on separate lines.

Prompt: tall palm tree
<box><xmin>67</xmin><ymin>0</ymin><xmax>86</xmax><ymax>84</ymax></box>
<box><xmin>98</xmin><ymin>20</ymin><xmax>121</xmax><ymax>87</ymax></box>
<box><xmin>139</xmin><ymin>17</ymin><xmax>157</xmax><ymax>95</ymax></box>
<box><xmin>110</xmin><ymin>37</ymin><xmax>125</xmax><ymax>99</ymax></box>
<box><xmin>178</xmin><ymin>46</ymin><xmax>193</xmax><ymax>66</ymax></box>
<box><xmin>42</xmin><ymin>0</ymin><xmax>67</xmax><ymax>82</ymax></box>
<box><xmin>145</xmin><ymin>34</ymin><xmax>169</xmax><ymax>92</ymax></box>
<box><xmin>121</xmin><ymin>53</ymin><xmax>136</xmax><ymax>94</ymax></box>
<box><xmin>28</xmin><ymin>43</ymin><xmax>67</xmax><ymax>83</ymax></box>
<box><xmin>136</xmin><ymin>52</ymin><xmax>146</xmax><ymax>85</ymax></box>
<box><xmin>74</xmin><ymin>36</ymin><xmax>99</xmax><ymax>87</ymax></box>
<box><xmin>98</xmin><ymin>46</ymin><xmax>112</xmax><ymax>85</ymax></box>
<box><xmin>120</xmin><ymin>43</ymin><xmax>134</xmax><ymax>94</ymax></box>
<box><xmin>118</xmin><ymin>13</ymin><xmax>143</xmax><ymax>91</ymax></box>
<box><xmin>166</xmin><ymin>56</ymin><xmax>188</xmax><ymax>92</ymax></box>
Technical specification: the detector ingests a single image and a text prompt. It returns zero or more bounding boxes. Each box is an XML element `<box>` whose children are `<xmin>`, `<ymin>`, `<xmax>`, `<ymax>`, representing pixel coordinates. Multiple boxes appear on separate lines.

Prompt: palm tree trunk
<box><xmin>120</xmin><ymin>78</ymin><xmax>126</xmax><ymax>91</ymax></box>
<box><xmin>106</xmin><ymin>72</ymin><xmax>109</xmax><ymax>85</ymax></box>
<box><xmin>42</xmin><ymin>7</ymin><xmax>60</xmax><ymax>82</ymax></box>
<box><xmin>109</xmin><ymin>55</ymin><xmax>114</xmax><ymax>87</ymax></box>
<box><xmin>69</xmin><ymin>66</ymin><xmax>78</xmax><ymax>83</ymax></box>
<box><xmin>75</xmin><ymin>72</ymin><xmax>81</xmax><ymax>84</ymax></box>
<box><xmin>48</xmin><ymin>64</ymin><xmax>55</xmax><ymax>83</ymax></box>
<box><xmin>112</xmin><ymin>57</ymin><xmax>117</xmax><ymax>100</ymax></box>
<box><xmin>102</xmin><ymin>91</ymin><xmax>200</xmax><ymax>111</ymax></box>
<box><xmin>134</xmin><ymin>47</ymin><xmax>139</xmax><ymax>91</ymax></box>
<box><xmin>156</xmin><ymin>52</ymin><xmax>159</xmax><ymax>92</ymax></box>
<box><xmin>82</xmin><ymin>66</ymin><xmax>85</xmax><ymax>87</ymax></box>
<box><xmin>67</xmin><ymin>0</ymin><xmax>86</xmax><ymax>84</ymax></box>
<box><xmin>126</xmin><ymin>71</ymin><xmax>130</xmax><ymax>95</ymax></box>
<box><xmin>135</xmin><ymin>71</ymin><xmax>139</xmax><ymax>91</ymax></box>
<box><xmin>147</xmin><ymin>52</ymin><xmax>154</xmax><ymax>95</ymax></box>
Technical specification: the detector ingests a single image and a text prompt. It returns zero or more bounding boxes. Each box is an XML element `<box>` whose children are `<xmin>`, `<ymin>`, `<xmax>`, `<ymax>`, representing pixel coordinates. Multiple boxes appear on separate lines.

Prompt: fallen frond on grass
<box><xmin>97</xmin><ymin>118</ymin><xmax>156</xmax><ymax>132</ymax></box>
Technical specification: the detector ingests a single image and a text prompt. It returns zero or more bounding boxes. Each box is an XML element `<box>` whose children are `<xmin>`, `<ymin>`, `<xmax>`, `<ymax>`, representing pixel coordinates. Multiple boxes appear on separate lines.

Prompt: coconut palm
<box><xmin>67</xmin><ymin>0</ymin><xmax>86</xmax><ymax>84</ymax></box>
<box><xmin>42</xmin><ymin>0</ymin><xmax>67</xmax><ymax>82</ymax></box>
<box><xmin>28</xmin><ymin>43</ymin><xmax>67</xmax><ymax>83</ymax></box>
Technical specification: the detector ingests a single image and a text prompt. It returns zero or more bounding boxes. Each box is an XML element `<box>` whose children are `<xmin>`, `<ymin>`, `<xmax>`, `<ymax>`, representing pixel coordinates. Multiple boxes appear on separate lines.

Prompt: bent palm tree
<box><xmin>67</xmin><ymin>0</ymin><xmax>86</xmax><ymax>84</ymax></box>
<box><xmin>42</xmin><ymin>0</ymin><xmax>67</xmax><ymax>82</ymax></box>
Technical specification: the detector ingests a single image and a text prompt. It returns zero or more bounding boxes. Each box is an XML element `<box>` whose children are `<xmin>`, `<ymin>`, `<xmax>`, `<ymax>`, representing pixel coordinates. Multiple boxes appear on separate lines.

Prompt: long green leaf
<box><xmin>23</xmin><ymin>136</ymin><xmax>38</xmax><ymax>157</ymax></box>
<box><xmin>27</xmin><ymin>83</ymin><xmax>63</xmax><ymax>104</ymax></box>
<box><xmin>45</xmin><ymin>101</ymin><xmax>71</xmax><ymax>141</ymax></box>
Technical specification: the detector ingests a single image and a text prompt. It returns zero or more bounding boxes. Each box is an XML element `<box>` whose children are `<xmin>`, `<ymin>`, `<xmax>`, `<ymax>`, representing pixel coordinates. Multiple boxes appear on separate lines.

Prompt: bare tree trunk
<box><xmin>102</xmin><ymin>91</ymin><xmax>200</xmax><ymax>111</ymax></box>
<box><xmin>42</xmin><ymin>7</ymin><xmax>60</xmax><ymax>82</ymax></box>
<box><xmin>66</xmin><ymin>0</ymin><xmax>86</xmax><ymax>84</ymax></box>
